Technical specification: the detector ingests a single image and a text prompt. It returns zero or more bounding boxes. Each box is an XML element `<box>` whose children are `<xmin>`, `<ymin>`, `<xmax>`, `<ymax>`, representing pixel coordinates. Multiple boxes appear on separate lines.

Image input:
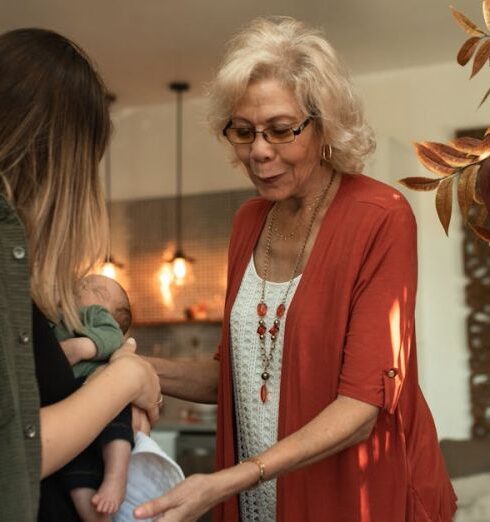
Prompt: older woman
<box><xmin>139</xmin><ymin>17</ymin><xmax>456</xmax><ymax>522</ymax></box>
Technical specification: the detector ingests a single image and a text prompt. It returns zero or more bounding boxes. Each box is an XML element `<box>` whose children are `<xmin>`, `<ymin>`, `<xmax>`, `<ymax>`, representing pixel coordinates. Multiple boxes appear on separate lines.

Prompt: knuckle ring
<box><xmin>156</xmin><ymin>393</ymin><xmax>164</xmax><ymax>408</ymax></box>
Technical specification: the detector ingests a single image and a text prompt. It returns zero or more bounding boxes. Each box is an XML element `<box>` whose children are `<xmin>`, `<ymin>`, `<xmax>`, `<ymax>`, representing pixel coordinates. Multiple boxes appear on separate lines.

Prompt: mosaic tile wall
<box><xmin>109</xmin><ymin>188</ymin><xmax>256</xmax><ymax>358</ymax></box>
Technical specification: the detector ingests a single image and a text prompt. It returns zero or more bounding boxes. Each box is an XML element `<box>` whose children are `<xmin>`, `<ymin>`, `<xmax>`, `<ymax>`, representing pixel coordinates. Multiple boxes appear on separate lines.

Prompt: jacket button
<box><xmin>12</xmin><ymin>246</ymin><xmax>26</xmax><ymax>260</ymax></box>
<box><xmin>18</xmin><ymin>332</ymin><xmax>30</xmax><ymax>345</ymax></box>
<box><xmin>386</xmin><ymin>368</ymin><xmax>398</xmax><ymax>378</ymax></box>
<box><xmin>24</xmin><ymin>424</ymin><xmax>37</xmax><ymax>439</ymax></box>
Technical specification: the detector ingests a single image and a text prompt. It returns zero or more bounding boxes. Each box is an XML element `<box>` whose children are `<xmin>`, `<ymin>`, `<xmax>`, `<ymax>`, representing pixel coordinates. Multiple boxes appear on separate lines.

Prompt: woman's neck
<box><xmin>279</xmin><ymin>165</ymin><xmax>334</xmax><ymax>216</ymax></box>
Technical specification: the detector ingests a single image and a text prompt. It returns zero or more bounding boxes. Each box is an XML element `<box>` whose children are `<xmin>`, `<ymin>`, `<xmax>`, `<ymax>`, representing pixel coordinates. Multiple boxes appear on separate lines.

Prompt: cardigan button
<box><xmin>18</xmin><ymin>332</ymin><xmax>30</xmax><ymax>345</ymax></box>
<box><xmin>24</xmin><ymin>424</ymin><xmax>37</xmax><ymax>439</ymax></box>
<box><xmin>12</xmin><ymin>246</ymin><xmax>26</xmax><ymax>260</ymax></box>
<box><xmin>386</xmin><ymin>368</ymin><xmax>398</xmax><ymax>378</ymax></box>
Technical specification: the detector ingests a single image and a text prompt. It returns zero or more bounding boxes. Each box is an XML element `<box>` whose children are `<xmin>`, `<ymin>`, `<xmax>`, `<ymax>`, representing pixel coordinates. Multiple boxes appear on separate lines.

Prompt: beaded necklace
<box><xmin>272</xmin><ymin>186</ymin><xmax>334</xmax><ymax>240</ymax></box>
<box><xmin>256</xmin><ymin>171</ymin><xmax>336</xmax><ymax>403</ymax></box>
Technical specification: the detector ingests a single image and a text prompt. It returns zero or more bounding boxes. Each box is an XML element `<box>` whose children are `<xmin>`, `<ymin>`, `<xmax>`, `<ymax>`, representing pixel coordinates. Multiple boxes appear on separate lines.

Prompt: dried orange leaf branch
<box><xmin>401</xmin><ymin>1</ymin><xmax>490</xmax><ymax>243</ymax></box>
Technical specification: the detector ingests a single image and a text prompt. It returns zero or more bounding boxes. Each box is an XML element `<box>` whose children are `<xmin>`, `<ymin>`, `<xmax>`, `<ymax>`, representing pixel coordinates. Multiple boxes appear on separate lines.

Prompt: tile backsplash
<box><xmin>109</xmin><ymin>188</ymin><xmax>255</xmax><ymax>360</ymax></box>
<box><xmin>129</xmin><ymin>321</ymin><xmax>221</xmax><ymax>358</ymax></box>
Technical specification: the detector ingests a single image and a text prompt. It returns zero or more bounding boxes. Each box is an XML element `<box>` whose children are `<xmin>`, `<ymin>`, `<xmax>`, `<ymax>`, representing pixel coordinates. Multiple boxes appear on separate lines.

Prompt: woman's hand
<box><xmin>133</xmin><ymin>464</ymin><xmax>258</xmax><ymax>521</ymax></box>
<box><xmin>133</xmin><ymin>473</ymin><xmax>219</xmax><ymax>522</ymax></box>
<box><xmin>109</xmin><ymin>338</ymin><xmax>161</xmax><ymax>426</ymax></box>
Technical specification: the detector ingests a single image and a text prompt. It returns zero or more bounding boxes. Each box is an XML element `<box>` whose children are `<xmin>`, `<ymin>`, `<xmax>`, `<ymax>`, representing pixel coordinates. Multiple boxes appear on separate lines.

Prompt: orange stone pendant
<box><xmin>276</xmin><ymin>303</ymin><xmax>286</xmax><ymax>317</ymax></box>
<box><xmin>260</xmin><ymin>384</ymin><xmax>268</xmax><ymax>403</ymax></box>
<box><xmin>257</xmin><ymin>302</ymin><xmax>268</xmax><ymax>317</ymax></box>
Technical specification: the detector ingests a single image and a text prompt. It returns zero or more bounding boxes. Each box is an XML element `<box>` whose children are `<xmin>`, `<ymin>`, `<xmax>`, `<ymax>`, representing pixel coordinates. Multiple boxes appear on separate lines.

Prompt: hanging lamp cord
<box><xmin>175</xmin><ymin>89</ymin><xmax>183</xmax><ymax>252</ymax></box>
<box><xmin>105</xmin><ymin>142</ymin><xmax>112</xmax><ymax>262</ymax></box>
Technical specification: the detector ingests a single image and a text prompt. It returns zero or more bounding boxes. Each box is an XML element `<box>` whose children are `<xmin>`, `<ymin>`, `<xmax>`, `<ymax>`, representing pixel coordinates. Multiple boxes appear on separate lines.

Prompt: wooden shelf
<box><xmin>132</xmin><ymin>318</ymin><xmax>222</xmax><ymax>327</ymax></box>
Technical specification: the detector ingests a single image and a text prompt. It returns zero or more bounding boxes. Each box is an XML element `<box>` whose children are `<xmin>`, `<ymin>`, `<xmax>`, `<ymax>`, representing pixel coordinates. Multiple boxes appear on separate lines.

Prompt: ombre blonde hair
<box><xmin>207</xmin><ymin>16</ymin><xmax>375</xmax><ymax>173</ymax></box>
<box><xmin>0</xmin><ymin>28</ymin><xmax>110</xmax><ymax>330</ymax></box>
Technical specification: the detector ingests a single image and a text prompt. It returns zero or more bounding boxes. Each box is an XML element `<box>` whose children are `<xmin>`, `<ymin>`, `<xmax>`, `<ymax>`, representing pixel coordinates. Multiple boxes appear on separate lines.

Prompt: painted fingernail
<box><xmin>127</xmin><ymin>337</ymin><xmax>136</xmax><ymax>344</ymax></box>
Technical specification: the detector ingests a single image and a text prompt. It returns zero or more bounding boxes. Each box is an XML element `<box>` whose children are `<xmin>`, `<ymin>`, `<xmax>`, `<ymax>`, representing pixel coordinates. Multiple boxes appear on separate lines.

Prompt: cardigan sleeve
<box><xmin>337</xmin><ymin>203</ymin><xmax>418</xmax><ymax>414</ymax></box>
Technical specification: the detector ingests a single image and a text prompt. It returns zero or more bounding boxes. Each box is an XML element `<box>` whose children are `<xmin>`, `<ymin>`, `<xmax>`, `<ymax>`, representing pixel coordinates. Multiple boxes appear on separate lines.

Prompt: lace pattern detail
<box><xmin>230</xmin><ymin>255</ymin><xmax>301</xmax><ymax>522</ymax></box>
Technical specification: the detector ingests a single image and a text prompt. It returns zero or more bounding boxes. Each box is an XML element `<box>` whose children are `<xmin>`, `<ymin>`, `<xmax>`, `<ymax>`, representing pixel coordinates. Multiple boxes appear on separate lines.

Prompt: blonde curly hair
<box><xmin>207</xmin><ymin>16</ymin><xmax>375</xmax><ymax>173</ymax></box>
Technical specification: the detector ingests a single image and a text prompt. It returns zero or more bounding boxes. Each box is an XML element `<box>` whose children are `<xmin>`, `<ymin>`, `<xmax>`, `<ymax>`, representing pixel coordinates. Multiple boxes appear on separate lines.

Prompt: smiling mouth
<box><xmin>257</xmin><ymin>173</ymin><xmax>284</xmax><ymax>184</ymax></box>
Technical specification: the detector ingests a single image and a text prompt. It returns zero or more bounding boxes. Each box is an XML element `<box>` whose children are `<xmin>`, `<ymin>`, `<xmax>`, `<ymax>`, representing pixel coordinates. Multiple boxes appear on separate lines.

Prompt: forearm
<box><xmin>59</xmin><ymin>337</ymin><xmax>97</xmax><ymax>366</ymax></box>
<box><xmin>215</xmin><ymin>395</ymin><xmax>378</xmax><ymax>497</ymax></box>
<box><xmin>40</xmin><ymin>359</ymin><xmax>140</xmax><ymax>478</ymax></box>
<box><xmin>135</xmin><ymin>395</ymin><xmax>380</xmax><ymax>520</ymax></box>
<box><xmin>144</xmin><ymin>356</ymin><xmax>219</xmax><ymax>403</ymax></box>
<box><xmin>248</xmin><ymin>395</ymin><xmax>378</xmax><ymax>481</ymax></box>
<box><xmin>283</xmin><ymin>395</ymin><xmax>379</xmax><ymax>472</ymax></box>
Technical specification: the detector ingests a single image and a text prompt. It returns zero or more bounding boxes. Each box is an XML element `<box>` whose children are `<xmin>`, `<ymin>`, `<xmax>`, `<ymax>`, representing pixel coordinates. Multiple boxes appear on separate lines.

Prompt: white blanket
<box><xmin>114</xmin><ymin>431</ymin><xmax>185</xmax><ymax>522</ymax></box>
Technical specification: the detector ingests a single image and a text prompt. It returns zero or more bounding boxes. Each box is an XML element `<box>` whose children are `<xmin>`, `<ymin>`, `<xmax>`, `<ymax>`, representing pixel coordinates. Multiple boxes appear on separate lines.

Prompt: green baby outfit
<box><xmin>54</xmin><ymin>305</ymin><xmax>124</xmax><ymax>378</ymax></box>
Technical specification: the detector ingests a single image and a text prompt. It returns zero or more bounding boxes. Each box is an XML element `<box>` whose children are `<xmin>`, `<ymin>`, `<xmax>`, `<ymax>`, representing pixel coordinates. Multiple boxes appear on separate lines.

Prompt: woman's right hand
<box><xmin>109</xmin><ymin>338</ymin><xmax>161</xmax><ymax>426</ymax></box>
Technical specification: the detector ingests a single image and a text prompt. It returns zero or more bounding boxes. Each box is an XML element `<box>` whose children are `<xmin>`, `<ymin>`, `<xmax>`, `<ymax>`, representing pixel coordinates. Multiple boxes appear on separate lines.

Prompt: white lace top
<box><xmin>230</xmin><ymin>255</ymin><xmax>301</xmax><ymax>522</ymax></box>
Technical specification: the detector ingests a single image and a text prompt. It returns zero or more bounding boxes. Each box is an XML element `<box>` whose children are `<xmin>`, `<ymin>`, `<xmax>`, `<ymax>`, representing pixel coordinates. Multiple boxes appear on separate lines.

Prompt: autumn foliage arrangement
<box><xmin>400</xmin><ymin>1</ymin><xmax>490</xmax><ymax>242</ymax></box>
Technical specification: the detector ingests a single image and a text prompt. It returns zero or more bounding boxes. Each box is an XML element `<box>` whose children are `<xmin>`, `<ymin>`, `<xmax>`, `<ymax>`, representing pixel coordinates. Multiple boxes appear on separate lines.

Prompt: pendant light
<box><xmin>168</xmin><ymin>81</ymin><xmax>193</xmax><ymax>286</ymax></box>
<box><xmin>100</xmin><ymin>93</ymin><xmax>123</xmax><ymax>280</ymax></box>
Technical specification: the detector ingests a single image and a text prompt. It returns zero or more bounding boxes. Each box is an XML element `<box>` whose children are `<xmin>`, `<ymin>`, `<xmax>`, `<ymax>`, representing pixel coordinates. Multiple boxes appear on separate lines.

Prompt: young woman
<box><xmin>0</xmin><ymin>28</ymin><xmax>161</xmax><ymax>521</ymax></box>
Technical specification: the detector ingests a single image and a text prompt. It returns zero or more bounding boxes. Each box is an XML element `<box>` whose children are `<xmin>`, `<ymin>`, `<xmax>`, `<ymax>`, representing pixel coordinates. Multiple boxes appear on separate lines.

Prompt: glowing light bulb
<box><xmin>100</xmin><ymin>261</ymin><xmax>117</xmax><ymax>280</ymax></box>
<box><xmin>172</xmin><ymin>257</ymin><xmax>187</xmax><ymax>285</ymax></box>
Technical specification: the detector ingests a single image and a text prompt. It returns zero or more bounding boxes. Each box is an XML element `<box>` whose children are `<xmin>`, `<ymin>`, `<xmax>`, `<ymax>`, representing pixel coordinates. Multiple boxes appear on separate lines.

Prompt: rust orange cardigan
<box><xmin>213</xmin><ymin>174</ymin><xmax>456</xmax><ymax>522</ymax></box>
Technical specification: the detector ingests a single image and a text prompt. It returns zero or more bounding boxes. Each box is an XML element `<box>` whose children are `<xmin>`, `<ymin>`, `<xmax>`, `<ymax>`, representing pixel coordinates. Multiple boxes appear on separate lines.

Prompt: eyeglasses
<box><xmin>222</xmin><ymin>118</ymin><xmax>311</xmax><ymax>145</ymax></box>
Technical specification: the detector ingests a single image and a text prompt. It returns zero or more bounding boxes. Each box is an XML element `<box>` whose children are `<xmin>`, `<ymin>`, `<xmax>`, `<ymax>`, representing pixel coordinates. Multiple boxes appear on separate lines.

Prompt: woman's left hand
<box><xmin>133</xmin><ymin>473</ymin><xmax>221</xmax><ymax>521</ymax></box>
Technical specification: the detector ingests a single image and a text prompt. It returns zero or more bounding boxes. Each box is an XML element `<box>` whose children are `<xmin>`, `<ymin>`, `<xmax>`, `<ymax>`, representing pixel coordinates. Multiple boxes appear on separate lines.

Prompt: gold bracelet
<box><xmin>242</xmin><ymin>456</ymin><xmax>265</xmax><ymax>486</ymax></box>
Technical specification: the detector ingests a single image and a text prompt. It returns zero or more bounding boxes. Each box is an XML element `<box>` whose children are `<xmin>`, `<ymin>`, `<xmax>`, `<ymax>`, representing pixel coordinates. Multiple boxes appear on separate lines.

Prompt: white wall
<box><xmin>356</xmin><ymin>62</ymin><xmax>489</xmax><ymax>439</ymax></box>
<box><xmin>111</xmin><ymin>61</ymin><xmax>490</xmax><ymax>439</ymax></box>
<box><xmin>110</xmin><ymin>98</ymin><xmax>253</xmax><ymax>201</ymax></box>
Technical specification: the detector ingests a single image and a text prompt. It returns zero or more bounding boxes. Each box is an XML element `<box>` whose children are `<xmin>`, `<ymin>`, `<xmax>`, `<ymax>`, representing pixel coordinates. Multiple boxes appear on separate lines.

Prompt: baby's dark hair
<box><xmin>112</xmin><ymin>283</ymin><xmax>132</xmax><ymax>334</ymax></box>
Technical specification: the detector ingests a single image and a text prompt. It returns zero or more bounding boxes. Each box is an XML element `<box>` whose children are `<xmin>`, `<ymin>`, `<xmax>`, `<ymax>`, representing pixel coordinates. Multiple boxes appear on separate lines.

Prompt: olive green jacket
<box><xmin>0</xmin><ymin>195</ymin><xmax>41</xmax><ymax>521</ymax></box>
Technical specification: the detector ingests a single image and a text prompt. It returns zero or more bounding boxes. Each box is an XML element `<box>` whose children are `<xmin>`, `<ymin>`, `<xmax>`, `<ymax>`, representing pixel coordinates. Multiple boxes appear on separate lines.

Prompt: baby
<box><xmin>55</xmin><ymin>274</ymin><xmax>133</xmax><ymax>520</ymax></box>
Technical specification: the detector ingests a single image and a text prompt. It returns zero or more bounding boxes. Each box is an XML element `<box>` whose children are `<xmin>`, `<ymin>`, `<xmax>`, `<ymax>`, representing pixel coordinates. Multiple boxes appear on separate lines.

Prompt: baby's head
<box><xmin>76</xmin><ymin>274</ymin><xmax>132</xmax><ymax>334</ymax></box>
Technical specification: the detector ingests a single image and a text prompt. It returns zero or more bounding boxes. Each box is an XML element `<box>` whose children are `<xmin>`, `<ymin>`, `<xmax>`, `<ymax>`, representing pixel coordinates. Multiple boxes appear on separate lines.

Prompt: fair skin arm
<box><xmin>59</xmin><ymin>337</ymin><xmax>97</xmax><ymax>366</ymax></box>
<box><xmin>143</xmin><ymin>355</ymin><xmax>219</xmax><ymax>404</ymax></box>
<box><xmin>40</xmin><ymin>339</ymin><xmax>160</xmax><ymax>478</ymax></box>
<box><xmin>132</xmin><ymin>405</ymin><xmax>152</xmax><ymax>435</ymax></box>
<box><xmin>134</xmin><ymin>395</ymin><xmax>378</xmax><ymax>521</ymax></box>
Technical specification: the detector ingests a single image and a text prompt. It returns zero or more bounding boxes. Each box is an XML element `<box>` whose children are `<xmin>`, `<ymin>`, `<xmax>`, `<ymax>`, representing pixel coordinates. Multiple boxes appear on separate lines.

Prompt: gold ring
<box><xmin>156</xmin><ymin>393</ymin><xmax>164</xmax><ymax>408</ymax></box>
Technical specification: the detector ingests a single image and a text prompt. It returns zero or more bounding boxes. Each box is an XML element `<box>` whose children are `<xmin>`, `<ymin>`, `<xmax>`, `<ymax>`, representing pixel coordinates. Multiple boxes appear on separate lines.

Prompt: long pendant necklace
<box><xmin>272</xmin><ymin>186</ymin><xmax>334</xmax><ymax>241</ymax></box>
<box><xmin>256</xmin><ymin>171</ymin><xmax>336</xmax><ymax>403</ymax></box>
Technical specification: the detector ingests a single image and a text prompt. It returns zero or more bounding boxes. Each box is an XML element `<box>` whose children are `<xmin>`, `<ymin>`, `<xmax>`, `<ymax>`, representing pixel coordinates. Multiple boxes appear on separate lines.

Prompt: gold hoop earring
<box><xmin>321</xmin><ymin>144</ymin><xmax>332</xmax><ymax>163</ymax></box>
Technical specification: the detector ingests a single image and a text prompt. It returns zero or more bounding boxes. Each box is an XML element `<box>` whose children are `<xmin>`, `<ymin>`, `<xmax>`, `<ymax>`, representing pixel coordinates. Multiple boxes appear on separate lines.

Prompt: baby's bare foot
<box><xmin>70</xmin><ymin>487</ymin><xmax>110</xmax><ymax>522</ymax></box>
<box><xmin>91</xmin><ymin>472</ymin><xmax>127</xmax><ymax>514</ymax></box>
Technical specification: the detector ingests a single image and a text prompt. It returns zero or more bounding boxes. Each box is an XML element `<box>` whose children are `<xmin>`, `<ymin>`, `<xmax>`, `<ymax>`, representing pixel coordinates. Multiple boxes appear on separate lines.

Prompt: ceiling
<box><xmin>0</xmin><ymin>0</ymin><xmax>484</xmax><ymax>106</ymax></box>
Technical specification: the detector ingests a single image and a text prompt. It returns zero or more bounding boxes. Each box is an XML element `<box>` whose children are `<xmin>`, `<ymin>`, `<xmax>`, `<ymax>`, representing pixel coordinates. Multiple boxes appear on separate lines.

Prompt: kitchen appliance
<box><xmin>176</xmin><ymin>430</ymin><xmax>216</xmax><ymax>522</ymax></box>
